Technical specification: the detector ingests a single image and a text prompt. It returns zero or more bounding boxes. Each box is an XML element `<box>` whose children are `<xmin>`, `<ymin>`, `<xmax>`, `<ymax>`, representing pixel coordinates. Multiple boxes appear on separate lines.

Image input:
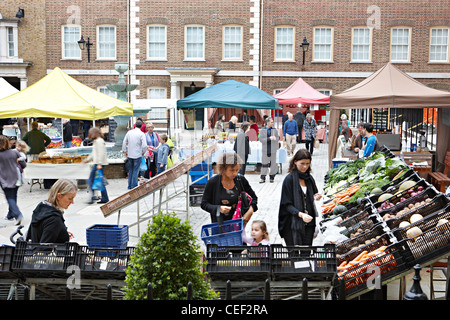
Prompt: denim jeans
<box><xmin>1</xmin><ymin>186</ymin><xmax>23</xmax><ymax>221</ymax></box>
<box><xmin>157</xmin><ymin>164</ymin><xmax>166</xmax><ymax>175</ymax></box>
<box><xmin>88</xmin><ymin>165</ymin><xmax>109</xmax><ymax>202</ymax></box>
<box><xmin>127</xmin><ymin>157</ymin><xmax>141</xmax><ymax>189</ymax></box>
<box><xmin>64</xmin><ymin>141</ymin><xmax>72</xmax><ymax>148</ymax></box>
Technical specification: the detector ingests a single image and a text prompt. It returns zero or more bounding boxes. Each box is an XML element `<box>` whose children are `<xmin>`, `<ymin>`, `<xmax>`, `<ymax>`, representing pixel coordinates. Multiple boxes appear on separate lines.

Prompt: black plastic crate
<box><xmin>379</xmin><ymin>168</ymin><xmax>420</xmax><ymax>193</ymax></box>
<box><xmin>0</xmin><ymin>245</ymin><xmax>15</xmax><ymax>278</ymax></box>
<box><xmin>374</xmin><ymin>184</ymin><xmax>438</xmax><ymax>217</ymax></box>
<box><xmin>271</xmin><ymin>244</ymin><xmax>337</xmax><ymax>281</ymax></box>
<box><xmin>392</xmin><ymin>204</ymin><xmax>450</xmax><ymax>267</ymax></box>
<box><xmin>371</xmin><ymin>179</ymin><xmax>430</xmax><ymax>208</ymax></box>
<box><xmin>320</xmin><ymin>201</ymin><xmax>371</xmax><ymax>226</ymax></box>
<box><xmin>11</xmin><ymin>241</ymin><xmax>78</xmax><ymax>274</ymax></box>
<box><xmin>386</xmin><ymin>194</ymin><xmax>450</xmax><ymax>230</ymax></box>
<box><xmin>339</xmin><ymin>213</ymin><xmax>381</xmax><ymax>238</ymax></box>
<box><xmin>336</xmin><ymin>223</ymin><xmax>390</xmax><ymax>256</ymax></box>
<box><xmin>206</xmin><ymin>244</ymin><xmax>271</xmax><ymax>281</ymax></box>
<box><xmin>77</xmin><ymin>246</ymin><xmax>134</xmax><ymax>278</ymax></box>
<box><xmin>335</xmin><ymin>240</ymin><xmax>410</xmax><ymax>298</ymax></box>
<box><xmin>337</xmin><ymin>205</ymin><xmax>375</xmax><ymax>230</ymax></box>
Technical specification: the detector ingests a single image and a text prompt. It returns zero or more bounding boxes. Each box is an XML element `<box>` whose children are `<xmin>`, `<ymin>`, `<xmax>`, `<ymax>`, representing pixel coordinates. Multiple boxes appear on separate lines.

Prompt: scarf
<box><xmin>290</xmin><ymin>169</ymin><xmax>318</xmax><ymax>245</ymax></box>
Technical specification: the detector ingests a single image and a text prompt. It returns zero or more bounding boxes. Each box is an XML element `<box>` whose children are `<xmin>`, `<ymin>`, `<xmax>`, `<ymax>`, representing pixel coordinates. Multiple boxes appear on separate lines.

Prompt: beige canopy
<box><xmin>328</xmin><ymin>63</ymin><xmax>450</xmax><ymax>170</ymax></box>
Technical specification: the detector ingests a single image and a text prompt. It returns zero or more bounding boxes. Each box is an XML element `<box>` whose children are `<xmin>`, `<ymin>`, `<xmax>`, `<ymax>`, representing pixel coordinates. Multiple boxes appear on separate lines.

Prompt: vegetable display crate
<box><xmin>386</xmin><ymin>194</ymin><xmax>450</xmax><ymax>230</ymax></box>
<box><xmin>189</xmin><ymin>184</ymin><xmax>206</xmax><ymax>207</ymax></box>
<box><xmin>335</xmin><ymin>240</ymin><xmax>410</xmax><ymax>298</ymax></box>
<box><xmin>271</xmin><ymin>244</ymin><xmax>337</xmax><ymax>281</ymax></box>
<box><xmin>373</xmin><ymin>184</ymin><xmax>438</xmax><ymax>218</ymax></box>
<box><xmin>201</xmin><ymin>219</ymin><xmax>243</xmax><ymax>246</ymax></box>
<box><xmin>339</xmin><ymin>213</ymin><xmax>382</xmax><ymax>238</ymax></box>
<box><xmin>189</xmin><ymin>170</ymin><xmax>214</xmax><ymax>185</ymax></box>
<box><xmin>11</xmin><ymin>241</ymin><xmax>78</xmax><ymax>276</ymax></box>
<box><xmin>368</xmin><ymin>176</ymin><xmax>426</xmax><ymax>206</ymax></box>
<box><xmin>336</xmin><ymin>224</ymin><xmax>391</xmax><ymax>256</ymax></box>
<box><xmin>206</xmin><ymin>244</ymin><xmax>271</xmax><ymax>281</ymax></box>
<box><xmin>0</xmin><ymin>245</ymin><xmax>15</xmax><ymax>278</ymax></box>
<box><xmin>392</xmin><ymin>204</ymin><xmax>450</xmax><ymax>267</ymax></box>
<box><xmin>86</xmin><ymin>224</ymin><xmax>129</xmax><ymax>249</ymax></box>
<box><xmin>379</xmin><ymin>169</ymin><xmax>420</xmax><ymax>193</ymax></box>
<box><xmin>76</xmin><ymin>246</ymin><xmax>135</xmax><ymax>279</ymax></box>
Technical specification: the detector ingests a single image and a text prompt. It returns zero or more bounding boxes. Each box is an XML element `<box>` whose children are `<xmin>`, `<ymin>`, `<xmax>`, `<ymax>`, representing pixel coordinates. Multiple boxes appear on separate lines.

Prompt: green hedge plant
<box><xmin>124</xmin><ymin>212</ymin><xmax>218</xmax><ymax>300</ymax></box>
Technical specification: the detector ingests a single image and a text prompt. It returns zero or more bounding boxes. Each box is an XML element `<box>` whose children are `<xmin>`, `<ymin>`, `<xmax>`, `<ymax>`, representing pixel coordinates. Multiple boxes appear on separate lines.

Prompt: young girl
<box><xmin>242</xmin><ymin>220</ymin><xmax>270</xmax><ymax>246</ymax></box>
<box><xmin>15</xmin><ymin>140</ymin><xmax>29</xmax><ymax>187</ymax></box>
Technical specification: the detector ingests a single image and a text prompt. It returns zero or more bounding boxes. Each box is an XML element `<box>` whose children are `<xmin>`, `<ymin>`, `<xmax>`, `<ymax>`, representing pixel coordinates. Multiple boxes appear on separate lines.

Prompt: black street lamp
<box><xmin>300</xmin><ymin>37</ymin><xmax>310</xmax><ymax>65</ymax></box>
<box><xmin>78</xmin><ymin>35</ymin><xmax>93</xmax><ymax>63</ymax></box>
<box><xmin>16</xmin><ymin>8</ymin><xmax>24</xmax><ymax>19</ymax></box>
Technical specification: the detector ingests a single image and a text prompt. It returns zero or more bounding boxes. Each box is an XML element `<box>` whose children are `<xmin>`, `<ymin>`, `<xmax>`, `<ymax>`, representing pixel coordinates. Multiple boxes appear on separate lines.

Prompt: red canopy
<box><xmin>273</xmin><ymin>77</ymin><xmax>330</xmax><ymax>105</ymax></box>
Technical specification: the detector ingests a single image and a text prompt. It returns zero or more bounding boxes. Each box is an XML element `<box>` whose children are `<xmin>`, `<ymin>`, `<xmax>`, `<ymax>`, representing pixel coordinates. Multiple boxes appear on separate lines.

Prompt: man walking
<box><xmin>283</xmin><ymin>112</ymin><xmax>298</xmax><ymax>156</ymax></box>
<box><xmin>122</xmin><ymin>119</ymin><xmax>147</xmax><ymax>189</ymax></box>
<box><xmin>259</xmin><ymin>117</ymin><xmax>279</xmax><ymax>183</ymax></box>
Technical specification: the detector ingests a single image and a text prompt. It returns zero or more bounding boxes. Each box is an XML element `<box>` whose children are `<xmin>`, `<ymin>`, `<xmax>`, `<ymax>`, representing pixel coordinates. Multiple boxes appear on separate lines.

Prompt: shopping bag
<box><xmin>92</xmin><ymin>169</ymin><xmax>105</xmax><ymax>191</ymax></box>
<box><xmin>233</xmin><ymin>192</ymin><xmax>252</xmax><ymax>220</ymax></box>
<box><xmin>314</xmin><ymin>138</ymin><xmax>320</xmax><ymax>149</ymax></box>
<box><xmin>140</xmin><ymin>157</ymin><xmax>148</xmax><ymax>172</ymax></box>
<box><xmin>167</xmin><ymin>152</ymin><xmax>179</xmax><ymax>169</ymax></box>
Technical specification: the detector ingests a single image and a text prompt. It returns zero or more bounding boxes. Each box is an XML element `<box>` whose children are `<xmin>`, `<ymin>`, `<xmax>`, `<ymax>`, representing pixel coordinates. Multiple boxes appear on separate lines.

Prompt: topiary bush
<box><xmin>124</xmin><ymin>212</ymin><xmax>218</xmax><ymax>300</ymax></box>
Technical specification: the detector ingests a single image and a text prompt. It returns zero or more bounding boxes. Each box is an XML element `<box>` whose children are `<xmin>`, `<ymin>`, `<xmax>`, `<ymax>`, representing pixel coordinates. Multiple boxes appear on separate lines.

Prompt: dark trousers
<box><xmin>283</xmin><ymin>225</ymin><xmax>315</xmax><ymax>246</ymax></box>
<box><xmin>305</xmin><ymin>139</ymin><xmax>314</xmax><ymax>154</ymax></box>
<box><xmin>1</xmin><ymin>186</ymin><xmax>23</xmax><ymax>220</ymax></box>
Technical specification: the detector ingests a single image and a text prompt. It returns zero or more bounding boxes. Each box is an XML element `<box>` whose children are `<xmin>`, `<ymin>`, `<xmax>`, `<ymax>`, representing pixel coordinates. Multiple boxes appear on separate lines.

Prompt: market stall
<box><xmin>320</xmin><ymin>148</ymin><xmax>450</xmax><ymax>299</ymax></box>
<box><xmin>328</xmin><ymin>63</ymin><xmax>450</xmax><ymax>171</ymax></box>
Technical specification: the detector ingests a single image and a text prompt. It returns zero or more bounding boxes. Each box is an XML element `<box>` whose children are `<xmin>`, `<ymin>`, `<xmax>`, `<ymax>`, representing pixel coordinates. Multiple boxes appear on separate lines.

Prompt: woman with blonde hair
<box><xmin>228</xmin><ymin>115</ymin><xmax>238</xmax><ymax>132</ymax></box>
<box><xmin>26</xmin><ymin>179</ymin><xmax>77</xmax><ymax>243</ymax></box>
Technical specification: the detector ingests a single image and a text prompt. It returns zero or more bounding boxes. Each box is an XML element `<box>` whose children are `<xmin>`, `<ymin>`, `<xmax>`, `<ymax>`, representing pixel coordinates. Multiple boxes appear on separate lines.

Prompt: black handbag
<box><xmin>237</xmin><ymin>176</ymin><xmax>251</xmax><ymax>215</ymax></box>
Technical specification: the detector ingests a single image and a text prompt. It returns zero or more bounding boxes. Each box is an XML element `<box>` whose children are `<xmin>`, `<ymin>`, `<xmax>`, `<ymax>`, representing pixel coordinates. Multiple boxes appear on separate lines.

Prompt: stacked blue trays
<box><xmin>201</xmin><ymin>218</ymin><xmax>243</xmax><ymax>246</ymax></box>
<box><xmin>86</xmin><ymin>224</ymin><xmax>129</xmax><ymax>249</ymax></box>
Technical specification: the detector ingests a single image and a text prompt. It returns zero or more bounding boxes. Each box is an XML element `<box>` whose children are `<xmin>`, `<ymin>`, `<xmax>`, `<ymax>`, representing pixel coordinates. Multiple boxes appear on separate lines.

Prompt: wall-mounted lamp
<box><xmin>300</xmin><ymin>37</ymin><xmax>310</xmax><ymax>65</ymax></box>
<box><xmin>78</xmin><ymin>35</ymin><xmax>93</xmax><ymax>63</ymax></box>
<box><xmin>190</xmin><ymin>82</ymin><xmax>196</xmax><ymax>91</ymax></box>
<box><xmin>16</xmin><ymin>8</ymin><xmax>25</xmax><ymax>19</ymax></box>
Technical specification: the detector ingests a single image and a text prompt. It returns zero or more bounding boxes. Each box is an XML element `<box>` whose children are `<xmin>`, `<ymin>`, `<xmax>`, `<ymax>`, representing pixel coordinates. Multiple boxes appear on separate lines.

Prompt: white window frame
<box><xmin>147</xmin><ymin>24</ymin><xmax>167</xmax><ymax>61</ymax></box>
<box><xmin>98</xmin><ymin>86</ymin><xmax>117</xmax><ymax>98</ymax></box>
<box><xmin>390</xmin><ymin>27</ymin><xmax>412</xmax><ymax>63</ymax></box>
<box><xmin>351</xmin><ymin>27</ymin><xmax>372</xmax><ymax>62</ymax></box>
<box><xmin>313</xmin><ymin>26</ymin><xmax>334</xmax><ymax>62</ymax></box>
<box><xmin>222</xmin><ymin>25</ymin><xmax>243</xmax><ymax>61</ymax></box>
<box><xmin>62</xmin><ymin>25</ymin><xmax>81</xmax><ymax>60</ymax></box>
<box><xmin>97</xmin><ymin>25</ymin><xmax>116</xmax><ymax>60</ymax></box>
<box><xmin>148</xmin><ymin>87</ymin><xmax>168</xmax><ymax>120</ymax></box>
<box><xmin>274</xmin><ymin>26</ymin><xmax>295</xmax><ymax>61</ymax></box>
<box><xmin>429</xmin><ymin>27</ymin><xmax>450</xmax><ymax>63</ymax></box>
<box><xmin>185</xmin><ymin>25</ymin><xmax>205</xmax><ymax>61</ymax></box>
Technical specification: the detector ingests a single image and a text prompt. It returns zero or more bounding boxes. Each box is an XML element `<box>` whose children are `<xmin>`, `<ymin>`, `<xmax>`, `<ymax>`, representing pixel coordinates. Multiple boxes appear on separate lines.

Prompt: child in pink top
<box><xmin>242</xmin><ymin>220</ymin><xmax>270</xmax><ymax>246</ymax></box>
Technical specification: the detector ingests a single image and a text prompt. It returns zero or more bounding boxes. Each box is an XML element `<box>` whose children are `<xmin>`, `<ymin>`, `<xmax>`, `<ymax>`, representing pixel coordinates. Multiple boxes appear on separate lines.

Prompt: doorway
<box><xmin>183</xmin><ymin>86</ymin><xmax>204</xmax><ymax>130</ymax></box>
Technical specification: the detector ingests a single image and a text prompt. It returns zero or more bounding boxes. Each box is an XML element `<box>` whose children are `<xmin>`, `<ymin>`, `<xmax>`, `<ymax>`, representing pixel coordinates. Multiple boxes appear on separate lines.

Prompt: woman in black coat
<box><xmin>233</xmin><ymin>121</ymin><xmax>250</xmax><ymax>175</ymax></box>
<box><xmin>26</xmin><ymin>179</ymin><xmax>77</xmax><ymax>243</ymax></box>
<box><xmin>278</xmin><ymin>149</ymin><xmax>322</xmax><ymax>246</ymax></box>
<box><xmin>201</xmin><ymin>152</ymin><xmax>258</xmax><ymax>225</ymax></box>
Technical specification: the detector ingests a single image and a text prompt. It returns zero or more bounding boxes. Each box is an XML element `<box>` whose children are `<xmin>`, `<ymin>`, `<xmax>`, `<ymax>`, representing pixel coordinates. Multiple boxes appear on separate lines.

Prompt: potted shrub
<box><xmin>124</xmin><ymin>212</ymin><xmax>218</xmax><ymax>300</ymax></box>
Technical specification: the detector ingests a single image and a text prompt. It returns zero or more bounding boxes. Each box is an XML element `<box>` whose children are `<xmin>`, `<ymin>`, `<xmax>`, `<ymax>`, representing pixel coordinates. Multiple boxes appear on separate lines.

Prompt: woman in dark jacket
<box><xmin>233</xmin><ymin>121</ymin><xmax>251</xmax><ymax>175</ymax></box>
<box><xmin>278</xmin><ymin>149</ymin><xmax>322</xmax><ymax>246</ymax></box>
<box><xmin>26</xmin><ymin>179</ymin><xmax>77</xmax><ymax>243</ymax></box>
<box><xmin>201</xmin><ymin>152</ymin><xmax>258</xmax><ymax>226</ymax></box>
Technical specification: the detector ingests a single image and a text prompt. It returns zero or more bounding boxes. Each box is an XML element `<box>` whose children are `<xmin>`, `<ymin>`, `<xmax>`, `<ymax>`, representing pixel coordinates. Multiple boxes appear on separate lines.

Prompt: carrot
<box><xmin>393</xmin><ymin>170</ymin><xmax>404</xmax><ymax>181</ymax></box>
<box><xmin>339</xmin><ymin>261</ymin><xmax>347</xmax><ymax>268</ymax></box>
<box><xmin>353</xmin><ymin>251</ymin><xmax>368</xmax><ymax>262</ymax></box>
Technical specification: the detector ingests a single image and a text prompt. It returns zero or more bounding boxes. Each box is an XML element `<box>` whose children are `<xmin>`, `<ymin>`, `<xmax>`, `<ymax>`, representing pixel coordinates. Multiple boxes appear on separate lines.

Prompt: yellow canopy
<box><xmin>0</xmin><ymin>67</ymin><xmax>133</xmax><ymax>120</ymax></box>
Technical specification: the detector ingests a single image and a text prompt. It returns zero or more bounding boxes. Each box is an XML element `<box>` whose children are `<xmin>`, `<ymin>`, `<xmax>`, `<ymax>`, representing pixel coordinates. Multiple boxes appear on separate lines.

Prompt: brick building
<box><xmin>2</xmin><ymin>0</ymin><xmax>450</xmax><ymax>135</ymax></box>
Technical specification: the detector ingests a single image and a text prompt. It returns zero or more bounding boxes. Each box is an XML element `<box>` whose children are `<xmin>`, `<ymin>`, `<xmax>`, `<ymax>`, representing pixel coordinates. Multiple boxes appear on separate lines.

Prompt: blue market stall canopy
<box><xmin>177</xmin><ymin>79</ymin><xmax>280</xmax><ymax>110</ymax></box>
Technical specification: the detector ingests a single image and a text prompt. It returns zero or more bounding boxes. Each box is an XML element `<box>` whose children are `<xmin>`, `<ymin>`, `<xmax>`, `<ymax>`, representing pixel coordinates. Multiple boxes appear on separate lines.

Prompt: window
<box><xmin>148</xmin><ymin>88</ymin><xmax>167</xmax><ymax>119</ymax></box>
<box><xmin>62</xmin><ymin>25</ymin><xmax>81</xmax><ymax>59</ymax></box>
<box><xmin>430</xmin><ymin>28</ymin><xmax>449</xmax><ymax>62</ymax></box>
<box><xmin>7</xmin><ymin>27</ymin><xmax>15</xmax><ymax>57</ymax></box>
<box><xmin>391</xmin><ymin>27</ymin><xmax>411</xmax><ymax>62</ymax></box>
<box><xmin>97</xmin><ymin>26</ymin><xmax>116</xmax><ymax>60</ymax></box>
<box><xmin>148</xmin><ymin>25</ymin><xmax>167</xmax><ymax>60</ymax></box>
<box><xmin>185</xmin><ymin>25</ymin><xmax>205</xmax><ymax>60</ymax></box>
<box><xmin>223</xmin><ymin>25</ymin><xmax>242</xmax><ymax>60</ymax></box>
<box><xmin>313</xmin><ymin>27</ymin><xmax>333</xmax><ymax>61</ymax></box>
<box><xmin>352</xmin><ymin>27</ymin><xmax>372</xmax><ymax>62</ymax></box>
<box><xmin>98</xmin><ymin>87</ymin><xmax>117</xmax><ymax>98</ymax></box>
<box><xmin>275</xmin><ymin>26</ymin><xmax>295</xmax><ymax>61</ymax></box>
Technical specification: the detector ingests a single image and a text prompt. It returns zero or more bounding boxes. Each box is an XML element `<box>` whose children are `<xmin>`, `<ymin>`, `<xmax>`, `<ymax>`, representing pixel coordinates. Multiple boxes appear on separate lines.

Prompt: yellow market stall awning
<box><xmin>0</xmin><ymin>67</ymin><xmax>133</xmax><ymax>120</ymax></box>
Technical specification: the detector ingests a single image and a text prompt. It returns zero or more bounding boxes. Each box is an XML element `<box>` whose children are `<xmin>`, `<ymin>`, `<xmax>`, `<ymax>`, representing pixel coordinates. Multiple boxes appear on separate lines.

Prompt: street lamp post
<box><xmin>78</xmin><ymin>35</ymin><xmax>93</xmax><ymax>63</ymax></box>
<box><xmin>300</xmin><ymin>37</ymin><xmax>310</xmax><ymax>65</ymax></box>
